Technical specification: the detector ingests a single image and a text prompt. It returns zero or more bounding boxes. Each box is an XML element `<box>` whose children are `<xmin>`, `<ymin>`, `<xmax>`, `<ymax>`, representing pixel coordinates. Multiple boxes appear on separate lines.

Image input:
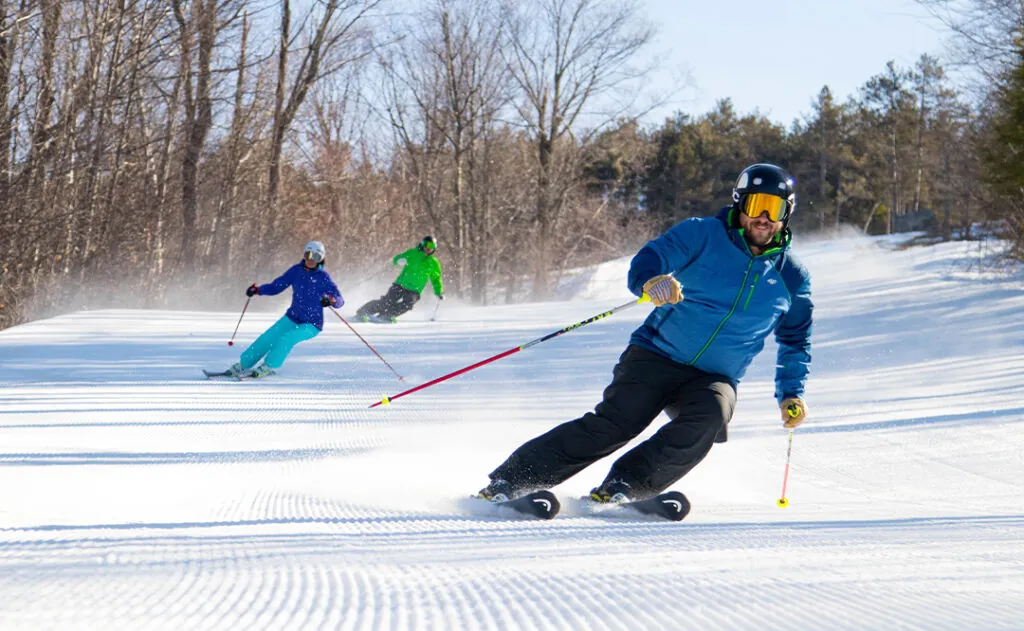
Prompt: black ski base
<box><xmin>202</xmin><ymin>368</ymin><xmax>248</xmax><ymax>380</ymax></box>
<box><xmin>494</xmin><ymin>490</ymin><xmax>560</xmax><ymax>520</ymax></box>
<box><xmin>620</xmin><ymin>491</ymin><xmax>690</xmax><ymax>521</ymax></box>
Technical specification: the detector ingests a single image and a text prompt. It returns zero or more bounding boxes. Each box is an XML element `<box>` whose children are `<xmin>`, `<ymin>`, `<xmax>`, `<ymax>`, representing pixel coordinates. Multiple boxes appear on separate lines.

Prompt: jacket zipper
<box><xmin>689</xmin><ymin>258</ymin><xmax>753</xmax><ymax>365</ymax></box>
<box><xmin>742</xmin><ymin>273</ymin><xmax>760</xmax><ymax>311</ymax></box>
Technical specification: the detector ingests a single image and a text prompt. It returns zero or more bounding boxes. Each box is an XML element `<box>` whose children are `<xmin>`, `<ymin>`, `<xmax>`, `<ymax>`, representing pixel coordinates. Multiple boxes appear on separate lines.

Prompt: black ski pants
<box><xmin>490</xmin><ymin>344</ymin><xmax>737</xmax><ymax>499</ymax></box>
<box><xmin>356</xmin><ymin>283</ymin><xmax>420</xmax><ymax>319</ymax></box>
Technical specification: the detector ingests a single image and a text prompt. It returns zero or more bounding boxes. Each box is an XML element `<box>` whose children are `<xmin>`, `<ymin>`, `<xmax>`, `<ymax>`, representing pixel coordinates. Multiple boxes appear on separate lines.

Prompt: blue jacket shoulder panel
<box><xmin>628</xmin><ymin>217</ymin><xmax>713</xmax><ymax>296</ymax></box>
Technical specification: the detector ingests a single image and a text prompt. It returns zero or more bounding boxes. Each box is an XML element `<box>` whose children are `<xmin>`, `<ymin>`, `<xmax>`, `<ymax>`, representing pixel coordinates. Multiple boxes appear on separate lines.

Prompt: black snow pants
<box><xmin>356</xmin><ymin>283</ymin><xmax>421</xmax><ymax>320</ymax></box>
<box><xmin>489</xmin><ymin>344</ymin><xmax>737</xmax><ymax>500</ymax></box>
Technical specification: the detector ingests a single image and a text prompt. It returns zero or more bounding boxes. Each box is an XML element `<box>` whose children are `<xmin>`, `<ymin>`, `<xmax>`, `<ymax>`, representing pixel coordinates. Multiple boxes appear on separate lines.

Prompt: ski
<box><xmin>203</xmin><ymin>368</ymin><xmax>276</xmax><ymax>380</ymax></box>
<box><xmin>202</xmin><ymin>368</ymin><xmax>254</xmax><ymax>381</ymax></box>
<box><xmin>619</xmin><ymin>491</ymin><xmax>690</xmax><ymax>521</ymax></box>
<box><xmin>203</xmin><ymin>369</ymin><xmax>237</xmax><ymax>379</ymax></box>
<box><xmin>574</xmin><ymin>490</ymin><xmax>690</xmax><ymax>521</ymax></box>
<box><xmin>481</xmin><ymin>490</ymin><xmax>561</xmax><ymax>520</ymax></box>
<box><xmin>359</xmin><ymin>315</ymin><xmax>397</xmax><ymax>324</ymax></box>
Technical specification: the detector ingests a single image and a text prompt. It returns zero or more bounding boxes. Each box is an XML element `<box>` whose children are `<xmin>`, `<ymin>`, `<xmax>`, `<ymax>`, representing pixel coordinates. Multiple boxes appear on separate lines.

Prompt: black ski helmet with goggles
<box><xmin>418</xmin><ymin>235</ymin><xmax>437</xmax><ymax>253</ymax></box>
<box><xmin>732</xmin><ymin>163</ymin><xmax>796</xmax><ymax>227</ymax></box>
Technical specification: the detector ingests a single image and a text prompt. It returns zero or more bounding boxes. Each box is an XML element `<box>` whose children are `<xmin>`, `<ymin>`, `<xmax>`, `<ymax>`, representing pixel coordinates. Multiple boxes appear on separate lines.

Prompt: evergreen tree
<box><xmin>981</xmin><ymin>36</ymin><xmax>1024</xmax><ymax>256</ymax></box>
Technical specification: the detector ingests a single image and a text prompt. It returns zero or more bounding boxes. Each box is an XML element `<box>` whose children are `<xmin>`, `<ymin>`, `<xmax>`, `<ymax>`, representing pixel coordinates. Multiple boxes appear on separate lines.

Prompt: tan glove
<box><xmin>642</xmin><ymin>274</ymin><xmax>683</xmax><ymax>307</ymax></box>
<box><xmin>780</xmin><ymin>397</ymin><xmax>807</xmax><ymax>428</ymax></box>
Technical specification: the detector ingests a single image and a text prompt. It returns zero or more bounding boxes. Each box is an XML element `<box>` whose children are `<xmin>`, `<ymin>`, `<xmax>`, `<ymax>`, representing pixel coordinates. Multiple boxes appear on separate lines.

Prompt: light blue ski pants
<box><xmin>240</xmin><ymin>315</ymin><xmax>320</xmax><ymax>370</ymax></box>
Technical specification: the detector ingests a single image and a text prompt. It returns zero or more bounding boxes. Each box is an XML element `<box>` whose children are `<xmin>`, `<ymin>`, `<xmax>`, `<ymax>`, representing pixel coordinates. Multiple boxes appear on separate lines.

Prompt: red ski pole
<box><xmin>228</xmin><ymin>297</ymin><xmax>252</xmax><ymax>346</ymax></box>
<box><xmin>370</xmin><ymin>295</ymin><xmax>650</xmax><ymax>408</ymax></box>
<box><xmin>330</xmin><ymin>307</ymin><xmax>405</xmax><ymax>382</ymax></box>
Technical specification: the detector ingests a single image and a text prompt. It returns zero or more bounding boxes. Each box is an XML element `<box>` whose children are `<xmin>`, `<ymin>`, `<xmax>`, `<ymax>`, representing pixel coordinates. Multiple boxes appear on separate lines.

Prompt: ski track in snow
<box><xmin>1</xmin><ymin>236</ymin><xmax>1023</xmax><ymax>629</ymax></box>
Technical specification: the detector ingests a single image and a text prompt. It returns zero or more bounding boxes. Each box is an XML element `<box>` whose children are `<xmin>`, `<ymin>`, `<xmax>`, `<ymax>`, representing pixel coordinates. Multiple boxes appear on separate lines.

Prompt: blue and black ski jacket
<box><xmin>628</xmin><ymin>207</ymin><xmax>812</xmax><ymax>402</ymax></box>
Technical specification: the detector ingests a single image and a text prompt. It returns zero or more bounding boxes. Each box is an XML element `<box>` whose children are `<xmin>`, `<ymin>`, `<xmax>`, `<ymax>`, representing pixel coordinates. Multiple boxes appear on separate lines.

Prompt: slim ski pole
<box><xmin>228</xmin><ymin>297</ymin><xmax>252</xmax><ymax>346</ymax></box>
<box><xmin>329</xmin><ymin>306</ymin><xmax>405</xmax><ymax>382</ymax></box>
<box><xmin>370</xmin><ymin>294</ymin><xmax>651</xmax><ymax>408</ymax></box>
<box><xmin>430</xmin><ymin>300</ymin><xmax>441</xmax><ymax>322</ymax></box>
<box><xmin>776</xmin><ymin>428</ymin><xmax>795</xmax><ymax>507</ymax></box>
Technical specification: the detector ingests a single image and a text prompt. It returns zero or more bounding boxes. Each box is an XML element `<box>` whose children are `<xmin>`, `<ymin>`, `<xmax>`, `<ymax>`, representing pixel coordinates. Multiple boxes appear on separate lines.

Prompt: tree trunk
<box><xmin>913</xmin><ymin>87</ymin><xmax>926</xmax><ymax>213</ymax></box>
<box><xmin>818</xmin><ymin>150</ymin><xmax>827</xmax><ymax>231</ymax></box>
<box><xmin>889</xmin><ymin>125</ymin><xmax>898</xmax><ymax>234</ymax></box>
<box><xmin>942</xmin><ymin>150</ymin><xmax>952</xmax><ymax>241</ymax></box>
<box><xmin>533</xmin><ymin>122</ymin><xmax>554</xmax><ymax>299</ymax></box>
<box><xmin>81</xmin><ymin>0</ymin><xmax>129</xmax><ymax>279</ymax></box>
<box><xmin>211</xmin><ymin>10</ymin><xmax>250</xmax><ymax>276</ymax></box>
<box><xmin>176</xmin><ymin>0</ymin><xmax>217</xmax><ymax>275</ymax></box>
<box><xmin>834</xmin><ymin>165</ymin><xmax>844</xmax><ymax>229</ymax></box>
<box><xmin>267</xmin><ymin>0</ymin><xmax>290</xmax><ymax>249</ymax></box>
<box><xmin>0</xmin><ymin>0</ymin><xmax>15</xmax><ymax>216</ymax></box>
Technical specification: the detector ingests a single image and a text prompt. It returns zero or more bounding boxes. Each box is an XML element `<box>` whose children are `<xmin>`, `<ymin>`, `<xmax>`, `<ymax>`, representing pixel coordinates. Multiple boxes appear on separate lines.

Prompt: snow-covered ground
<box><xmin>1</xmin><ymin>235</ymin><xmax>1023</xmax><ymax>630</ymax></box>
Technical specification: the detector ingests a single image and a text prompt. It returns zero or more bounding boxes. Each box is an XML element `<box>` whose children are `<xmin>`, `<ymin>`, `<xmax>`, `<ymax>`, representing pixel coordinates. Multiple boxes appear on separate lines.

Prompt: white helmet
<box><xmin>303</xmin><ymin>240</ymin><xmax>326</xmax><ymax>264</ymax></box>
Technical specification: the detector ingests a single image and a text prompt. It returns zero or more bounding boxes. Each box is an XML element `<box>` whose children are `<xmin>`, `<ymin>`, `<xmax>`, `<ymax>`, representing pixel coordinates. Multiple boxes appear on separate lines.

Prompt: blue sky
<box><xmin>642</xmin><ymin>0</ymin><xmax>949</xmax><ymax>127</ymax></box>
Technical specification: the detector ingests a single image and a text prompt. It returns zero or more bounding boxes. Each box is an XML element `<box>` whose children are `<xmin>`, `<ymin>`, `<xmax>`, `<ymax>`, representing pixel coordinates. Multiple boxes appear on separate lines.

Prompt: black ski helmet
<box><xmin>732</xmin><ymin>163</ymin><xmax>796</xmax><ymax>226</ymax></box>
<box><xmin>418</xmin><ymin>235</ymin><xmax>437</xmax><ymax>252</ymax></box>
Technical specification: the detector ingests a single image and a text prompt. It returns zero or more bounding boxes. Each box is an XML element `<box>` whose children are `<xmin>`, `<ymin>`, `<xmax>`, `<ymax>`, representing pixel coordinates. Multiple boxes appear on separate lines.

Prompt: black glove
<box><xmin>320</xmin><ymin>296</ymin><xmax>334</xmax><ymax>307</ymax></box>
<box><xmin>437</xmin><ymin>294</ymin><xmax>445</xmax><ymax>300</ymax></box>
<box><xmin>246</xmin><ymin>284</ymin><xmax>259</xmax><ymax>297</ymax></box>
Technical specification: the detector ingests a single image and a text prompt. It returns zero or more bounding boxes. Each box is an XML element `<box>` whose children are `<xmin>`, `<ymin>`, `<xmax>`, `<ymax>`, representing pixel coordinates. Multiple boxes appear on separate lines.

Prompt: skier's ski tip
<box><xmin>202</xmin><ymin>368</ymin><xmax>235</xmax><ymax>379</ymax></box>
<box><xmin>622</xmin><ymin>491</ymin><xmax>690</xmax><ymax>521</ymax></box>
<box><xmin>464</xmin><ymin>489</ymin><xmax>561</xmax><ymax>520</ymax></box>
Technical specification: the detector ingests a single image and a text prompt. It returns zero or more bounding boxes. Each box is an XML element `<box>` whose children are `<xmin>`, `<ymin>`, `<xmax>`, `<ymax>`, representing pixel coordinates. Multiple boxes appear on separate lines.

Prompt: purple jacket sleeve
<box><xmin>324</xmin><ymin>273</ymin><xmax>344</xmax><ymax>308</ymax></box>
<box><xmin>258</xmin><ymin>266</ymin><xmax>295</xmax><ymax>296</ymax></box>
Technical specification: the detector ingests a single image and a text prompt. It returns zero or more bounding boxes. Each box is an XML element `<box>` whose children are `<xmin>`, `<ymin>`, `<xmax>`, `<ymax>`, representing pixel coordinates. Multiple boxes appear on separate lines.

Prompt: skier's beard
<box><xmin>744</xmin><ymin>221</ymin><xmax>779</xmax><ymax>250</ymax></box>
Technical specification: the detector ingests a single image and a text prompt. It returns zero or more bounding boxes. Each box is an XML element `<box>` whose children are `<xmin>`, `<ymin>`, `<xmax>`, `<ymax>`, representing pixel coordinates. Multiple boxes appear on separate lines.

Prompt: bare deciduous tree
<box><xmin>917</xmin><ymin>0</ymin><xmax>1022</xmax><ymax>89</ymax></box>
<box><xmin>266</xmin><ymin>0</ymin><xmax>381</xmax><ymax>250</ymax></box>
<box><xmin>500</xmin><ymin>0</ymin><xmax>653</xmax><ymax>297</ymax></box>
<box><xmin>381</xmin><ymin>0</ymin><xmax>509</xmax><ymax>298</ymax></box>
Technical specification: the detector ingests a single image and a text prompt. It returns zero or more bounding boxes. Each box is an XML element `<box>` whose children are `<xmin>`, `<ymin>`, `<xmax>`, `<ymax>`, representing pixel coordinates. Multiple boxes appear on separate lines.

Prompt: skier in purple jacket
<box><xmin>227</xmin><ymin>241</ymin><xmax>343</xmax><ymax>378</ymax></box>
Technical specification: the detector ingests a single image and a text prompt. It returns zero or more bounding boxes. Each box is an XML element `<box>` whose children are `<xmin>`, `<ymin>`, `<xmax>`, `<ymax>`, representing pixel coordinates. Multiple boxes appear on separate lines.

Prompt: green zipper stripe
<box><xmin>689</xmin><ymin>258</ymin><xmax>753</xmax><ymax>365</ymax></box>
<box><xmin>743</xmin><ymin>273</ymin><xmax>760</xmax><ymax>311</ymax></box>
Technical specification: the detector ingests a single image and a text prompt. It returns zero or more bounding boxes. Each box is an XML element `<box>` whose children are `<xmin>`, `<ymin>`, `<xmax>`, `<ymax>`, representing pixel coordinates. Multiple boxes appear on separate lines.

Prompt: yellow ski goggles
<box><xmin>741</xmin><ymin>193</ymin><xmax>789</xmax><ymax>222</ymax></box>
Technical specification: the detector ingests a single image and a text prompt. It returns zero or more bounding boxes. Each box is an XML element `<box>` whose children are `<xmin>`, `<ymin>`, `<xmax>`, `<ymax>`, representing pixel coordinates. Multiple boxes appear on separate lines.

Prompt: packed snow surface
<box><xmin>1</xmin><ymin>235</ymin><xmax>1023</xmax><ymax>629</ymax></box>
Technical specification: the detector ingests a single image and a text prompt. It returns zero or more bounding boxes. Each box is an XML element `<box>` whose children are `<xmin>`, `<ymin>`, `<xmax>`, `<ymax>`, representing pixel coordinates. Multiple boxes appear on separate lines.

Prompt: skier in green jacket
<box><xmin>356</xmin><ymin>236</ymin><xmax>444</xmax><ymax>323</ymax></box>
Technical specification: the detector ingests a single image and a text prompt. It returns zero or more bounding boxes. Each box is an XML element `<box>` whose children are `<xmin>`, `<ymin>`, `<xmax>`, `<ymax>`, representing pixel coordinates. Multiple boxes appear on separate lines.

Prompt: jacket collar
<box><xmin>299</xmin><ymin>260</ymin><xmax>325</xmax><ymax>271</ymax></box>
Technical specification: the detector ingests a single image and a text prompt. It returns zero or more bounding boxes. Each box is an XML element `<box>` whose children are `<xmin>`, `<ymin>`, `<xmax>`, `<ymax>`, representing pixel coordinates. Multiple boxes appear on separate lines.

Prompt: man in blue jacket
<box><xmin>228</xmin><ymin>241</ymin><xmax>343</xmax><ymax>378</ymax></box>
<box><xmin>479</xmin><ymin>163</ymin><xmax>812</xmax><ymax>504</ymax></box>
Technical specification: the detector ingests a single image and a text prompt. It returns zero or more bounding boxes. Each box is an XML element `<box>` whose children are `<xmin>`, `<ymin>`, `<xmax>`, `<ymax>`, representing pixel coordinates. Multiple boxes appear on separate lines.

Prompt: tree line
<box><xmin>0</xmin><ymin>0</ymin><xmax>1019</xmax><ymax>330</ymax></box>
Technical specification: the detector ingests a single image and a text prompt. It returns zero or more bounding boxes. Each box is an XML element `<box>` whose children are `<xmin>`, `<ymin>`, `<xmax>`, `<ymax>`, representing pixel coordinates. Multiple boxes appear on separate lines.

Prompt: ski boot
<box><xmin>249</xmin><ymin>363</ymin><xmax>276</xmax><ymax>379</ymax></box>
<box><xmin>476</xmin><ymin>478</ymin><xmax>517</xmax><ymax>503</ymax></box>
<box><xmin>227</xmin><ymin>362</ymin><xmax>246</xmax><ymax>378</ymax></box>
<box><xmin>588</xmin><ymin>478</ymin><xmax>633</xmax><ymax>504</ymax></box>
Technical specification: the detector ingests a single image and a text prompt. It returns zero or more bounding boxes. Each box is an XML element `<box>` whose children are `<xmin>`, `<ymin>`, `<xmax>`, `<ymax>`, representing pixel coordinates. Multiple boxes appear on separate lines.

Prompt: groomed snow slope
<box><xmin>1</xmin><ymin>235</ymin><xmax>1022</xmax><ymax>630</ymax></box>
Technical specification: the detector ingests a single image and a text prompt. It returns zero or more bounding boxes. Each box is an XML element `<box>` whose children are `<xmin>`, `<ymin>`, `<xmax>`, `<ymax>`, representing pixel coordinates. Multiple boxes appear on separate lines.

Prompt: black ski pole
<box><xmin>228</xmin><ymin>297</ymin><xmax>251</xmax><ymax>346</ymax></box>
<box><xmin>329</xmin><ymin>307</ymin><xmax>405</xmax><ymax>381</ymax></box>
